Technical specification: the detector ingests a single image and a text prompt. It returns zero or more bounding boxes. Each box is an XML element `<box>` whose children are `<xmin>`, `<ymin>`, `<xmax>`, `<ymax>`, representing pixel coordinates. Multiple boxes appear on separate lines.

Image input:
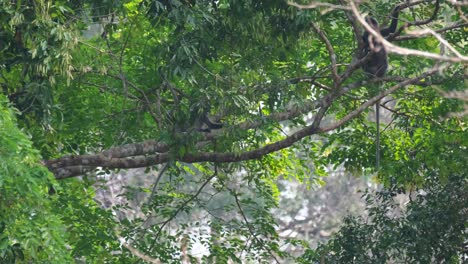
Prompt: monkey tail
<box><xmin>376</xmin><ymin>100</ymin><xmax>381</xmax><ymax>169</ymax></box>
<box><xmin>203</xmin><ymin>114</ymin><xmax>223</xmax><ymax>129</ymax></box>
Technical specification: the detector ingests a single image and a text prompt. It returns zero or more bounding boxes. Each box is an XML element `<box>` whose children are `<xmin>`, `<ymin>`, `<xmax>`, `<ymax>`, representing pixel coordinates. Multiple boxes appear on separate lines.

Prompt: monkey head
<box><xmin>365</xmin><ymin>16</ymin><xmax>379</xmax><ymax>30</ymax></box>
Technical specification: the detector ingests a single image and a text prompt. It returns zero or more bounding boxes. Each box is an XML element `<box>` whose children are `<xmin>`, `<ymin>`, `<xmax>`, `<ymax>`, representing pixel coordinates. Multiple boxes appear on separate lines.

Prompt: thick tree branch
<box><xmin>100</xmin><ymin>140</ymin><xmax>170</xmax><ymax>158</ymax></box>
<box><xmin>47</xmin><ymin>70</ymin><xmax>444</xmax><ymax>179</ymax></box>
<box><xmin>48</xmin><ymin>154</ymin><xmax>170</xmax><ymax>179</ymax></box>
<box><xmin>47</xmin><ymin>96</ymin><xmax>332</xmax><ymax>179</ymax></box>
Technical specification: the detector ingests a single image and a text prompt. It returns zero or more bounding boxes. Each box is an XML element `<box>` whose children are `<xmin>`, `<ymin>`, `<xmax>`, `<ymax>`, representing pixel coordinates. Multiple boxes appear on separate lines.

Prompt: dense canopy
<box><xmin>0</xmin><ymin>0</ymin><xmax>466</xmax><ymax>263</ymax></box>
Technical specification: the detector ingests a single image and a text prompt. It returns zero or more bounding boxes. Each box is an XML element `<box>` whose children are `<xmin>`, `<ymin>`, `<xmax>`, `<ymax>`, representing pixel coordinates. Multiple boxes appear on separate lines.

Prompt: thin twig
<box><xmin>311</xmin><ymin>23</ymin><xmax>341</xmax><ymax>87</ymax></box>
<box><xmin>232</xmin><ymin>192</ymin><xmax>281</xmax><ymax>264</ymax></box>
<box><xmin>149</xmin><ymin>171</ymin><xmax>218</xmax><ymax>250</ymax></box>
<box><xmin>320</xmin><ymin>65</ymin><xmax>444</xmax><ymax>132</ymax></box>
<box><xmin>407</xmin><ymin>28</ymin><xmax>464</xmax><ymax>58</ymax></box>
<box><xmin>119</xmin><ymin>237</ymin><xmax>162</xmax><ymax>264</ymax></box>
<box><xmin>288</xmin><ymin>1</ymin><xmax>350</xmax><ymax>10</ymax></box>
<box><xmin>395</xmin><ymin>22</ymin><xmax>468</xmax><ymax>41</ymax></box>
<box><xmin>148</xmin><ymin>163</ymin><xmax>170</xmax><ymax>203</ymax></box>
<box><xmin>349</xmin><ymin>0</ymin><xmax>467</xmax><ymax>63</ymax></box>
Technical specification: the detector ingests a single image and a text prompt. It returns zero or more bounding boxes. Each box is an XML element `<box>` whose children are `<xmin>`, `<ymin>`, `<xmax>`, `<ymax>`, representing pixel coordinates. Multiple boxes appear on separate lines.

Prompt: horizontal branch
<box><xmin>47</xmin><ymin>97</ymin><xmax>332</xmax><ymax>179</ymax></box>
<box><xmin>47</xmin><ymin>70</ymin><xmax>444</xmax><ymax>179</ymax></box>
<box><xmin>288</xmin><ymin>1</ymin><xmax>350</xmax><ymax>10</ymax></box>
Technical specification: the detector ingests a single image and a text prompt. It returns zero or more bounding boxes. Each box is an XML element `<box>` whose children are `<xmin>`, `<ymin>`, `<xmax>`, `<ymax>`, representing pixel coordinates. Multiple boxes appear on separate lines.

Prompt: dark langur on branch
<box><xmin>171</xmin><ymin>106</ymin><xmax>223</xmax><ymax>134</ymax></box>
<box><xmin>188</xmin><ymin>102</ymin><xmax>223</xmax><ymax>133</ymax></box>
<box><xmin>196</xmin><ymin>112</ymin><xmax>223</xmax><ymax>132</ymax></box>
<box><xmin>361</xmin><ymin>6</ymin><xmax>400</xmax><ymax>77</ymax></box>
<box><xmin>360</xmin><ymin>6</ymin><xmax>400</xmax><ymax>168</ymax></box>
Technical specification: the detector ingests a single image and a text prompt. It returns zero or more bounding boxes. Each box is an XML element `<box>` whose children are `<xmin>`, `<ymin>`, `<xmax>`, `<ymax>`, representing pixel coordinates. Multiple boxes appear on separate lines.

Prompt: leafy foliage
<box><xmin>0</xmin><ymin>95</ymin><xmax>72</xmax><ymax>262</ymax></box>
<box><xmin>0</xmin><ymin>0</ymin><xmax>466</xmax><ymax>263</ymax></box>
<box><xmin>300</xmin><ymin>174</ymin><xmax>467</xmax><ymax>263</ymax></box>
